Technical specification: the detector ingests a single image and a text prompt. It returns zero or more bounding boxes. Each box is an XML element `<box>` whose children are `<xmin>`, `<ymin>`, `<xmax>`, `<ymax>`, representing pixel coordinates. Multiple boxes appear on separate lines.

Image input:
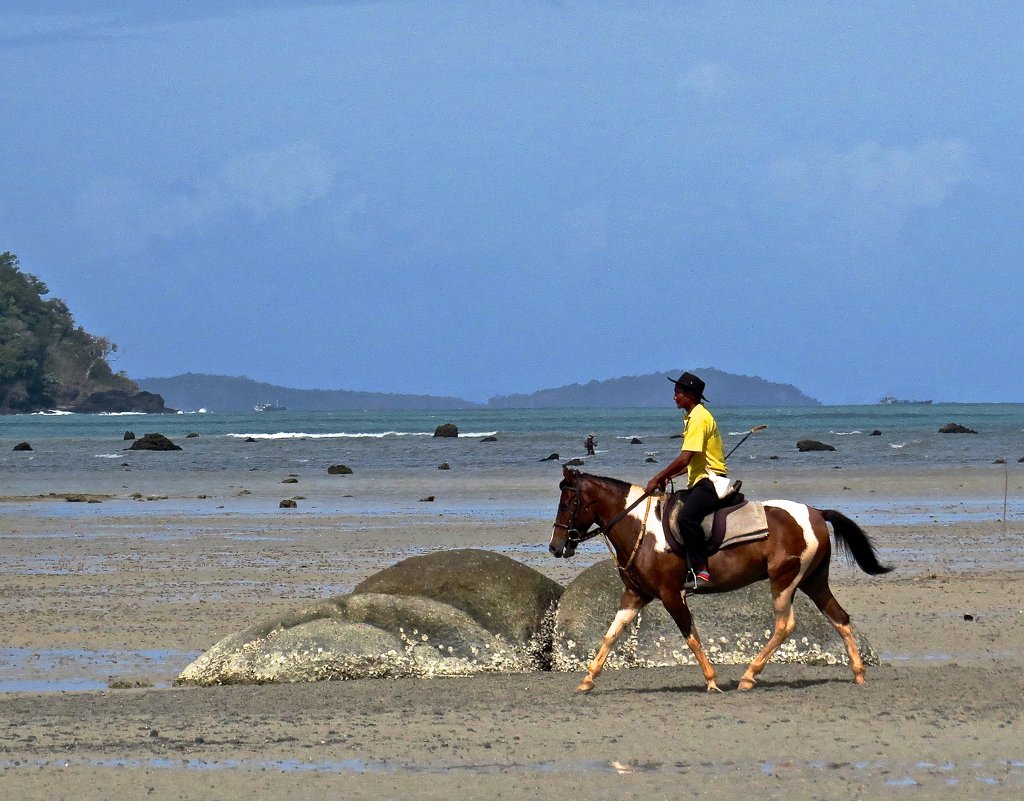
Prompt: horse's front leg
<box><xmin>576</xmin><ymin>589</ymin><xmax>648</xmax><ymax>693</ymax></box>
<box><xmin>661</xmin><ymin>591</ymin><xmax>721</xmax><ymax>693</ymax></box>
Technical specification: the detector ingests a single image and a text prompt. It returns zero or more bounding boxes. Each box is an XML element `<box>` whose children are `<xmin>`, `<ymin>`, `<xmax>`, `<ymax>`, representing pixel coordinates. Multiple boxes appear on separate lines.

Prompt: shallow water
<box><xmin>0</xmin><ymin>648</ymin><xmax>200</xmax><ymax>693</ymax></box>
<box><xmin>0</xmin><ymin>755</ymin><xmax>1019</xmax><ymax>787</ymax></box>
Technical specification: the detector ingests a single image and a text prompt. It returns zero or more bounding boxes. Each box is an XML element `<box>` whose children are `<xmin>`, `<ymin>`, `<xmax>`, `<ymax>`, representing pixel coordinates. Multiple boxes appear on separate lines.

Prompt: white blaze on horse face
<box><xmin>549</xmin><ymin>523</ymin><xmax>568</xmax><ymax>553</ymax></box>
<box><xmin>624</xmin><ymin>486</ymin><xmax>671</xmax><ymax>553</ymax></box>
<box><xmin>764</xmin><ymin>500</ymin><xmax>818</xmax><ymax>574</ymax></box>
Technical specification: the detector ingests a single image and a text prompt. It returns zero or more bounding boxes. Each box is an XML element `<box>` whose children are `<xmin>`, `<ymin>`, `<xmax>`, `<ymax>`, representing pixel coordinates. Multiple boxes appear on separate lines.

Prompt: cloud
<box><xmin>0</xmin><ymin>2</ymin><xmax>375</xmax><ymax>49</ymax></box>
<box><xmin>679</xmin><ymin>61</ymin><xmax>733</xmax><ymax>97</ymax></box>
<box><xmin>840</xmin><ymin>140</ymin><xmax>971</xmax><ymax>208</ymax></box>
<box><xmin>73</xmin><ymin>142</ymin><xmax>340</xmax><ymax>250</ymax></box>
<box><xmin>172</xmin><ymin>142</ymin><xmax>338</xmax><ymax>222</ymax></box>
<box><xmin>768</xmin><ymin>138</ymin><xmax>972</xmax><ymax>234</ymax></box>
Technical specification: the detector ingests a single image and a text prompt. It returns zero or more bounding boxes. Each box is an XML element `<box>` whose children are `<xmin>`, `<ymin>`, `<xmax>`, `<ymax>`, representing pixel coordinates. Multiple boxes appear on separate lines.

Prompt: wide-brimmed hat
<box><xmin>667</xmin><ymin>371</ymin><xmax>708</xmax><ymax>401</ymax></box>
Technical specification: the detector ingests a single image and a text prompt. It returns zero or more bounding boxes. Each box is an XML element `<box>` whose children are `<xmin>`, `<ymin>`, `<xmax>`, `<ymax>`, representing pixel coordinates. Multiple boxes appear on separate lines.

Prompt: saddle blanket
<box><xmin>663</xmin><ymin>496</ymin><xmax>769</xmax><ymax>555</ymax></box>
<box><xmin>701</xmin><ymin>500</ymin><xmax>769</xmax><ymax>551</ymax></box>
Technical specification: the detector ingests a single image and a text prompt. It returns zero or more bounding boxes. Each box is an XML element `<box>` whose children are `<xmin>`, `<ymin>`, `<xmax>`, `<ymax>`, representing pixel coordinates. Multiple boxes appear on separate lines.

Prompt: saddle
<box><xmin>659</xmin><ymin>488</ymin><xmax>769</xmax><ymax>559</ymax></box>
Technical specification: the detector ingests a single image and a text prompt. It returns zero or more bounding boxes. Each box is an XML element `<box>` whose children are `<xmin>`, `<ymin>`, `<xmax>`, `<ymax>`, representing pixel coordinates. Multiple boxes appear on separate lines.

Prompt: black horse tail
<box><xmin>821</xmin><ymin>509</ymin><xmax>893</xmax><ymax>575</ymax></box>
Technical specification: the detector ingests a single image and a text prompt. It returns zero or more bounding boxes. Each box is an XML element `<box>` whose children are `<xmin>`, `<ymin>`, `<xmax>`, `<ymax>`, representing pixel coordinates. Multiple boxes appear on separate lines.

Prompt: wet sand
<box><xmin>1</xmin><ymin>467</ymin><xmax>1022</xmax><ymax>799</ymax></box>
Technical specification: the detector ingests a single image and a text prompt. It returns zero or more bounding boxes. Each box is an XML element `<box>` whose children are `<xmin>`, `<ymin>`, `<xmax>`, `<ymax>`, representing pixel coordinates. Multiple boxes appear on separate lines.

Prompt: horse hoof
<box><xmin>576</xmin><ymin>679</ymin><xmax>595</xmax><ymax>694</ymax></box>
<box><xmin>854</xmin><ymin>674</ymin><xmax>866</xmax><ymax>686</ymax></box>
<box><xmin>738</xmin><ymin>678</ymin><xmax>756</xmax><ymax>691</ymax></box>
<box><xmin>706</xmin><ymin>683</ymin><xmax>723</xmax><ymax>694</ymax></box>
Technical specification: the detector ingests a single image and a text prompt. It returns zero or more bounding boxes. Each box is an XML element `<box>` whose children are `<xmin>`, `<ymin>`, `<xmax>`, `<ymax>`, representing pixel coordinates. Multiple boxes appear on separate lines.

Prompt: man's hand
<box><xmin>645</xmin><ymin>477</ymin><xmax>664</xmax><ymax>494</ymax></box>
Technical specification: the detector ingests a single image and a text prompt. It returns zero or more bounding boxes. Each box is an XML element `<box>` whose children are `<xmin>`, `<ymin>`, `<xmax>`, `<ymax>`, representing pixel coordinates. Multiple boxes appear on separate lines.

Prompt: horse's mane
<box><xmin>578</xmin><ymin>472</ymin><xmax>635</xmax><ymax>492</ymax></box>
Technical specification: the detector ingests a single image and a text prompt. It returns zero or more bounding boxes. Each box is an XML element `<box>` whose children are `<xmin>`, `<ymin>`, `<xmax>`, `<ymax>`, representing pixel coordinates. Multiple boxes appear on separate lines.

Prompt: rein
<box><xmin>606</xmin><ymin>494</ymin><xmax>652</xmax><ymax>573</ymax></box>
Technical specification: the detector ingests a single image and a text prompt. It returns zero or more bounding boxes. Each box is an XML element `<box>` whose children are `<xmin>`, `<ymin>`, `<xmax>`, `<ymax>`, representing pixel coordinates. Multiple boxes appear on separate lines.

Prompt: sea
<box><xmin>2</xmin><ymin>404</ymin><xmax>1023</xmax><ymax>521</ymax></box>
<box><xmin>3</xmin><ymin>403</ymin><xmax>1023</xmax><ymax>465</ymax></box>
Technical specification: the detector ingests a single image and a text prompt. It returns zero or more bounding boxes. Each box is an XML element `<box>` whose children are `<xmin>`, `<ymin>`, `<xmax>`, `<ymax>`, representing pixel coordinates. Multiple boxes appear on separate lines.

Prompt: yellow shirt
<box><xmin>680</xmin><ymin>403</ymin><xmax>727</xmax><ymax>487</ymax></box>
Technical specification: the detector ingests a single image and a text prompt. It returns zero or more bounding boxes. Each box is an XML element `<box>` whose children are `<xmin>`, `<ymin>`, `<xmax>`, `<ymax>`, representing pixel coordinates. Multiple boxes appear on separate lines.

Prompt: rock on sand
<box><xmin>552</xmin><ymin>560</ymin><xmax>879</xmax><ymax>672</ymax></box>
<box><xmin>177</xmin><ymin>549</ymin><xmax>563</xmax><ymax>685</ymax></box>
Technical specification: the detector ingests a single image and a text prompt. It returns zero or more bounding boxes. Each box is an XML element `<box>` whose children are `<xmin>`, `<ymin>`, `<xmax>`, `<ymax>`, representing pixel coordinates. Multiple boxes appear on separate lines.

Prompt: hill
<box><xmin>486</xmin><ymin>368</ymin><xmax>820</xmax><ymax>408</ymax></box>
<box><xmin>136</xmin><ymin>373</ymin><xmax>479</xmax><ymax>412</ymax></box>
<box><xmin>139</xmin><ymin>368</ymin><xmax>820</xmax><ymax>411</ymax></box>
<box><xmin>0</xmin><ymin>252</ymin><xmax>172</xmax><ymax>414</ymax></box>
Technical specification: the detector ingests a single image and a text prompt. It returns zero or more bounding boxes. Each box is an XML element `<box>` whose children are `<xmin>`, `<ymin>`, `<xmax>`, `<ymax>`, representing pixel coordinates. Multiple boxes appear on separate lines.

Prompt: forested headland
<box><xmin>0</xmin><ymin>252</ymin><xmax>170</xmax><ymax>414</ymax></box>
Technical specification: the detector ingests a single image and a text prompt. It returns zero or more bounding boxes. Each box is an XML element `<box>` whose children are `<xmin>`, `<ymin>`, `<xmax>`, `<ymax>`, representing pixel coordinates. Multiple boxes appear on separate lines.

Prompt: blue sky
<box><xmin>2</xmin><ymin>1</ymin><xmax>1022</xmax><ymax>403</ymax></box>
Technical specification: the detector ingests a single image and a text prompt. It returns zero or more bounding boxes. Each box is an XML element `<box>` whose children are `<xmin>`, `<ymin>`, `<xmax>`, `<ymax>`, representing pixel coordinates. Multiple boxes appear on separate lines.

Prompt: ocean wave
<box><xmin>831</xmin><ymin>430</ymin><xmax>862</xmax><ymax>435</ymax></box>
<box><xmin>889</xmin><ymin>442</ymin><xmax>906</xmax><ymax>449</ymax></box>
<box><xmin>225</xmin><ymin>431</ymin><xmax>499</xmax><ymax>440</ymax></box>
<box><xmin>97</xmin><ymin>411</ymin><xmax>148</xmax><ymax>416</ymax></box>
<box><xmin>94</xmin><ymin>454</ymin><xmax>123</xmax><ymax>459</ymax></box>
<box><xmin>32</xmin><ymin>410</ymin><xmax>74</xmax><ymax>416</ymax></box>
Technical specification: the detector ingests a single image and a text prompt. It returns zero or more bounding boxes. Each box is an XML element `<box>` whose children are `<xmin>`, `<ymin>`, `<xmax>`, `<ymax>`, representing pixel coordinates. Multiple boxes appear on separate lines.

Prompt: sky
<box><xmin>2</xmin><ymin>1</ymin><xmax>1022</xmax><ymax>404</ymax></box>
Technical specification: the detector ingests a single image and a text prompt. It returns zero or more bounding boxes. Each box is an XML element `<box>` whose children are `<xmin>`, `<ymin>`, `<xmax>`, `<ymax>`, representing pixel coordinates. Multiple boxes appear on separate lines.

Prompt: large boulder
<box><xmin>176</xmin><ymin>600</ymin><xmax>411</xmax><ymax>685</ymax></box>
<box><xmin>551</xmin><ymin>560</ymin><xmax>879</xmax><ymax>672</ymax></box>
<box><xmin>354</xmin><ymin>549</ymin><xmax>562</xmax><ymax>644</ymax></box>
<box><xmin>177</xmin><ymin>550</ymin><xmax>564</xmax><ymax>686</ymax></box>
<box><xmin>175</xmin><ymin>592</ymin><xmax>538</xmax><ymax>686</ymax></box>
<box><xmin>433</xmin><ymin>423</ymin><xmax>459</xmax><ymax>437</ymax></box>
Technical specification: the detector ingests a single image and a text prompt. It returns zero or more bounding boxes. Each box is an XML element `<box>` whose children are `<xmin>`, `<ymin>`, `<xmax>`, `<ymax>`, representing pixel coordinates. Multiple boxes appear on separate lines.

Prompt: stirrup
<box><xmin>683</xmin><ymin>569</ymin><xmax>711</xmax><ymax>591</ymax></box>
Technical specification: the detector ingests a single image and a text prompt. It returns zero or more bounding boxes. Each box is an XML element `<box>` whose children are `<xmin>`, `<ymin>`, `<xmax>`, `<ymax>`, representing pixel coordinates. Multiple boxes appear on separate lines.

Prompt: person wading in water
<box><xmin>644</xmin><ymin>372</ymin><xmax>728</xmax><ymax>590</ymax></box>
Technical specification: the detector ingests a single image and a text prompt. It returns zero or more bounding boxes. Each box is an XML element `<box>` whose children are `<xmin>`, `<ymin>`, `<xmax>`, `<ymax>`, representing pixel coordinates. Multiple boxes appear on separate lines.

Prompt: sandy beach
<box><xmin>1</xmin><ymin>466</ymin><xmax>1022</xmax><ymax>799</ymax></box>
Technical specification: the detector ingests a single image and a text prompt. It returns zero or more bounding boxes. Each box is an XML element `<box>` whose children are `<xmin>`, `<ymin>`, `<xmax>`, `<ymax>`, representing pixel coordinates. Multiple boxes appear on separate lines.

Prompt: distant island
<box><xmin>138</xmin><ymin>369</ymin><xmax>820</xmax><ymax>412</ymax></box>
<box><xmin>0</xmin><ymin>252</ymin><xmax>173</xmax><ymax>414</ymax></box>
<box><xmin>486</xmin><ymin>368</ymin><xmax>820</xmax><ymax>409</ymax></box>
<box><xmin>138</xmin><ymin>373</ymin><xmax>476</xmax><ymax>412</ymax></box>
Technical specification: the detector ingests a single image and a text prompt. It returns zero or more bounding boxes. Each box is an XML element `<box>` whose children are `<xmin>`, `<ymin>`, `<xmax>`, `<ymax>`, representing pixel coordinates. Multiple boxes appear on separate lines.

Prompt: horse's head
<box><xmin>549</xmin><ymin>465</ymin><xmax>599</xmax><ymax>558</ymax></box>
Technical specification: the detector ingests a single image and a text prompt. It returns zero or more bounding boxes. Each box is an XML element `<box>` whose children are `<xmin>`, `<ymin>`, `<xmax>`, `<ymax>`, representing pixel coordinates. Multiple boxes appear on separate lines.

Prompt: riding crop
<box><xmin>725</xmin><ymin>424</ymin><xmax>768</xmax><ymax>459</ymax></box>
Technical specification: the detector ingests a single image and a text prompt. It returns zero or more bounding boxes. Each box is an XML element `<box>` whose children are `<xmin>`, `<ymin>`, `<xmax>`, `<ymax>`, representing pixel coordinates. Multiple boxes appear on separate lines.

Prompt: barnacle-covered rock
<box><xmin>353</xmin><ymin>549</ymin><xmax>563</xmax><ymax>645</ymax></box>
<box><xmin>551</xmin><ymin>559</ymin><xmax>879</xmax><ymax>672</ymax></box>
<box><xmin>177</xmin><ymin>551</ymin><xmax>563</xmax><ymax>686</ymax></box>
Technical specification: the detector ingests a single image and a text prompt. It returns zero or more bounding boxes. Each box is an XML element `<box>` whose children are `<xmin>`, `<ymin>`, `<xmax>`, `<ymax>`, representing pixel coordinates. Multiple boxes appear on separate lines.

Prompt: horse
<box><xmin>548</xmin><ymin>466</ymin><xmax>892</xmax><ymax>693</ymax></box>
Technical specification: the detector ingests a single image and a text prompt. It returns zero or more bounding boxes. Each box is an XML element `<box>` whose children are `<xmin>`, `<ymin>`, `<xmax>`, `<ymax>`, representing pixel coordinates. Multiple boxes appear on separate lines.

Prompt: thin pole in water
<box><xmin>1004</xmin><ymin>460</ymin><xmax>1009</xmax><ymax>524</ymax></box>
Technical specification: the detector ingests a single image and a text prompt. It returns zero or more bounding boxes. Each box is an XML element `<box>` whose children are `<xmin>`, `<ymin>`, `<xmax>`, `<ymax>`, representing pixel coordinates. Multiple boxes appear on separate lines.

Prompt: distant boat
<box><xmin>879</xmin><ymin>396</ymin><xmax>932</xmax><ymax>405</ymax></box>
<box><xmin>254</xmin><ymin>402</ymin><xmax>286</xmax><ymax>412</ymax></box>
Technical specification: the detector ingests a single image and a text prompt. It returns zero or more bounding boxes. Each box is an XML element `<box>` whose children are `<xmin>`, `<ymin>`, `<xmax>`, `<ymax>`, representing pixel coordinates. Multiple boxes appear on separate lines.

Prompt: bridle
<box><xmin>553</xmin><ymin>471</ymin><xmax>653</xmax><ymax>573</ymax></box>
<box><xmin>552</xmin><ymin>478</ymin><xmax>602</xmax><ymax>552</ymax></box>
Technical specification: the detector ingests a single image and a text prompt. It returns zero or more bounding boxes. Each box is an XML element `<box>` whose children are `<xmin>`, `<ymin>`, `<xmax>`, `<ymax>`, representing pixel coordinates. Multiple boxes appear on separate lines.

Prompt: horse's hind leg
<box><xmin>738</xmin><ymin>580</ymin><xmax>799</xmax><ymax>691</ymax></box>
<box><xmin>800</xmin><ymin>570</ymin><xmax>867</xmax><ymax>685</ymax></box>
<box><xmin>660</xmin><ymin>591</ymin><xmax>721</xmax><ymax>693</ymax></box>
<box><xmin>576</xmin><ymin>589</ymin><xmax>648</xmax><ymax>693</ymax></box>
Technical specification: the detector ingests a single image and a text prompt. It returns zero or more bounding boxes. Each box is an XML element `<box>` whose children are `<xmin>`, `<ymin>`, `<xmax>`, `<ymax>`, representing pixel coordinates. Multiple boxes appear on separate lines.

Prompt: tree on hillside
<box><xmin>0</xmin><ymin>251</ymin><xmax>137</xmax><ymax>412</ymax></box>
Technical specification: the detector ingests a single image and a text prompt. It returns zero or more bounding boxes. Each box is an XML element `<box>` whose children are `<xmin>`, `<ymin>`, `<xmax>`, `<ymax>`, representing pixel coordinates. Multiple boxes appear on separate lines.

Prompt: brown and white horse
<box><xmin>548</xmin><ymin>466</ymin><xmax>892</xmax><ymax>693</ymax></box>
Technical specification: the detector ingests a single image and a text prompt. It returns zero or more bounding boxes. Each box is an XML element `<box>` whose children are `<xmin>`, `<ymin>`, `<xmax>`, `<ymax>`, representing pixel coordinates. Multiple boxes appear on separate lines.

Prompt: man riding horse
<box><xmin>644</xmin><ymin>371</ymin><xmax>726</xmax><ymax>590</ymax></box>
